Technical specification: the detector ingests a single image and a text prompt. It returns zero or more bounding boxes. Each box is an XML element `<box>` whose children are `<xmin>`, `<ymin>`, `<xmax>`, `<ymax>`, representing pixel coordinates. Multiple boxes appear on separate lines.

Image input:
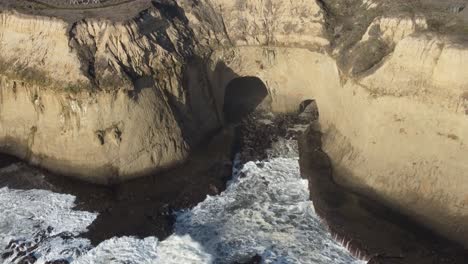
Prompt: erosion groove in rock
<box><xmin>0</xmin><ymin>0</ymin><xmax>467</xmax><ymax>249</ymax></box>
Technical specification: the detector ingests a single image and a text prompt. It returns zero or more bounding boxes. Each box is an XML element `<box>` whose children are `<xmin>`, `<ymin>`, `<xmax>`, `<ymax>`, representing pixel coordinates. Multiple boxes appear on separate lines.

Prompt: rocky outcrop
<box><xmin>184</xmin><ymin>0</ymin><xmax>468</xmax><ymax>248</ymax></box>
<box><xmin>322</xmin><ymin>33</ymin><xmax>468</xmax><ymax>248</ymax></box>
<box><xmin>179</xmin><ymin>0</ymin><xmax>328</xmax><ymax>48</ymax></box>
<box><xmin>0</xmin><ymin>8</ymin><xmax>220</xmax><ymax>184</ymax></box>
<box><xmin>299</xmin><ymin>125</ymin><xmax>468</xmax><ymax>263</ymax></box>
<box><xmin>360</xmin><ymin>16</ymin><xmax>428</xmax><ymax>45</ymax></box>
<box><xmin>1</xmin><ymin>0</ymin><xmax>468</xmax><ymax>248</ymax></box>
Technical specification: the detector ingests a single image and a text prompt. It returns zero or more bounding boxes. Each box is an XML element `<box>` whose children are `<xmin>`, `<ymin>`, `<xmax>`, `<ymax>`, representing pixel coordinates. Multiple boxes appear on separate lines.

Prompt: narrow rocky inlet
<box><xmin>0</xmin><ymin>107</ymin><xmax>361</xmax><ymax>264</ymax></box>
<box><xmin>299</xmin><ymin>124</ymin><xmax>468</xmax><ymax>263</ymax></box>
<box><xmin>1</xmin><ymin>0</ymin><xmax>468</xmax><ymax>263</ymax></box>
<box><xmin>1</xmin><ymin>102</ymin><xmax>465</xmax><ymax>263</ymax></box>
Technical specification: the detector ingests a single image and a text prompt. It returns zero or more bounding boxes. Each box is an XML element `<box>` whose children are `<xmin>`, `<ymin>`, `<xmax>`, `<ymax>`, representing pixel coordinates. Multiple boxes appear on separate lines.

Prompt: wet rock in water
<box><xmin>1</xmin><ymin>250</ymin><xmax>13</xmax><ymax>259</ymax></box>
<box><xmin>0</xmin><ymin>154</ymin><xmax>20</xmax><ymax>169</ymax></box>
<box><xmin>366</xmin><ymin>255</ymin><xmax>413</xmax><ymax>264</ymax></box>
<box><xmin>17</xmin><ymin>254</ymin><xmax>36</xmax><ymax>264</ymax></box>
<box><xmin>45</xmin><ymin>259</ymin><xmax>69</xmax><ymax>264</ymax></box>
<box><xmin>208</xmin><ymin>184</ymin><xmax>220</xmax><ymax>195</ymax></box>
<box><xmin>298</xmin><ymin>99</ymin><xmax>319</xmax><ymax>121</ymax></box>
<box><xmin>234</xmin><ymin>254</ymin><xmax>262</xmax><ymax>264</ymax></box>
<box><xmin>236</xmin><ymin>110</ymin><xmax>315</xmax><ymax>163</ymax></box>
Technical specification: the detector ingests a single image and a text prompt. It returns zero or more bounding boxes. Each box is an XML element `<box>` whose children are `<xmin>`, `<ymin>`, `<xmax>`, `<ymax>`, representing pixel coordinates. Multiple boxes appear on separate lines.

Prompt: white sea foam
<box><xmin>0</xmin><ymin>139</ymin><xmax>365</xmax><ymax>264</ymax></box>
<box><xmin>74</xmin><ymin>237</ymin><xmax>159</xmax><ymax>264</ymax></box>
<box><xmin>0</xmin><ymin>188</ymin><xmax>96</xmax><ymax>263</ymax></box>
<box><xmin>169</xmin><ymin>139</ymin><xmax>364</xmax><ymax>264</ymax></box>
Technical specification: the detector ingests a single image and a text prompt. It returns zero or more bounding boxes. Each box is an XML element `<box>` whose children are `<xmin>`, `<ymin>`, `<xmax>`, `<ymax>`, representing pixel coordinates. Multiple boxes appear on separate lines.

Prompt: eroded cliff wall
<box><xmin>322</xmin><ymin>33</ymin><xmax>468</xmax><ymax>247</ymax></box>
<box><xmin>0</xmin><ymin>8</ymin><xmax>220</xmax><ymax>184</ymax></box>
<box><xmin>181</xmin><ymin>0</ymin><xmax>468</xmax><ymax>247</ymax></box>
<box><xmin>0</xmin><ymin>0</ymin><xmax>467</xmax><ymax>247</ymax></box>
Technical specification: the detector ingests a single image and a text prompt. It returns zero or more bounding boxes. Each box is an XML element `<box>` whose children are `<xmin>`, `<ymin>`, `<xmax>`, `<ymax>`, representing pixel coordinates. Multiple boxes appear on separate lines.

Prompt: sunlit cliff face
<box><xmin>0</xmin><ymin>0</ymin><xmax>467</xmax><ymax>247</ymax></box>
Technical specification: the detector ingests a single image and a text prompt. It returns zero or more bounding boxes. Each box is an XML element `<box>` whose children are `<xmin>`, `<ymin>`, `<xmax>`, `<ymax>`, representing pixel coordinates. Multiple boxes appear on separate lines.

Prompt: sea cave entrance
<box><xmin>223</xmin><ymin>76</ymin><xmax>269</xmax><ymax>123</ymax></box>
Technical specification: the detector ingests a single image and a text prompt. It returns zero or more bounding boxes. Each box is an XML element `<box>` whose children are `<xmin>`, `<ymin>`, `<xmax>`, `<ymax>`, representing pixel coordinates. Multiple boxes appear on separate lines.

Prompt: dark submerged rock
<box><xmin>45</xmin><ymin>259</ymin><xmax>69</xmax><ymax>264</ymax></box>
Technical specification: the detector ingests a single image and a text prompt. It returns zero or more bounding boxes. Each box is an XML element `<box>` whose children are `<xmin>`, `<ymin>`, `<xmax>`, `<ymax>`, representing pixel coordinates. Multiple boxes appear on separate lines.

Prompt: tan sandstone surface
<box><xmin>0</xmin><ymin>6</ymin><xmax>221</xmax><ymax>183</ymax></box>
<box><xmin>0</xmin><ymin>0</ymin><xmax>467</xmax><ymax>248</ymax></box>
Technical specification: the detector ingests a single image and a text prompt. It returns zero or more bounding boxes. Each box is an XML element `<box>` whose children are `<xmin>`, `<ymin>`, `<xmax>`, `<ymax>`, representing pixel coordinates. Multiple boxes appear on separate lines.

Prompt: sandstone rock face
<box><xmin>360</xmin><ymin>16</ymin><xmax>428</xmax><ymax>46</ymax></box>
<box><xmin>323</xmin><ymin>33</ymin><xmax>468</xmax><ymax>247</ymax></box>
<box><xmin>179</xmin><ymin>0</ymin><xmax>328</xmax><ymax>48</ymax></box>
<box><xmin>0</xmin><ymin>8</ymin><xmax>220</xmax><ymax>184</ymax></box>
<box><xmin>180</xmin><ymin>0</ymin><xmax>330</xmax><ymax>113</ymax></box>
<box><xmin>208</xmin><ymin>47</ymin><xmax>335</xmax><ymax>113</ymax></box>
<box><xmin>188</xmin><ymin>0</ymin><xmax>468</xmax><ymax>247</ymax></box>
<box><xmin>1</xmin><ymin>0</ymin><xmax>468</xmax><ymax>247</ymax></box>
<box><xmin>315</xmin><ymin>1</ymin><xmax>468</xmax><ymax>247</ymax></box>
<box><xmin>0</xmin><ymin>13</ymin><xmax>86</xmax><ymax>83</ymax></box>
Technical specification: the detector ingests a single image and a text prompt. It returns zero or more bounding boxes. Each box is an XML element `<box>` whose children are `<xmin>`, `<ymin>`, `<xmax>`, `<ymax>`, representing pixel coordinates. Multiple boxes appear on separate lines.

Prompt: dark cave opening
<box><xmin>223</xmin><ymin>76</ymin><xmax>269</xmax><ymax>123</ymax></box>
<box><xmin>298</xmin><ymin>99</ymin><xmax>319</xmax><ymax>120</ymax></box>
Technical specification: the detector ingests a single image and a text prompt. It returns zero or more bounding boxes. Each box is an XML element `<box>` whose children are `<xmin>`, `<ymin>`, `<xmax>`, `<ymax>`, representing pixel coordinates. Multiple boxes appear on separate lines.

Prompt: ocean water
<box><xmin>0</xmin><ymin>139</ymin><xmax>365</xmax><ymax>264</ymax></box>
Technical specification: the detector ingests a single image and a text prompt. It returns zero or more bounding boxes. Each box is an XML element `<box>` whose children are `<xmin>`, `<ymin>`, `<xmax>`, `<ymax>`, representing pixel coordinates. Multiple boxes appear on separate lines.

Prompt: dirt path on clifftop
<box><xmin>0</xmin><ymin>0</ymin><xmax>153</xmax><ymax>22</ymax></box>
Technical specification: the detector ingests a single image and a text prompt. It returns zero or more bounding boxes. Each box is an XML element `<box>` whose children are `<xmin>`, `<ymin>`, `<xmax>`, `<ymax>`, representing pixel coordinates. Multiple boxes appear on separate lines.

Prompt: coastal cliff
<box><xmin>0</xmin><ymin>0</ymin><xmax>467</xmax><ymax>248</ymax></box>
<box><xmin>0</xmin><ymin>6</ymin><xmax>221</xmax><ymax>183</ymax></box>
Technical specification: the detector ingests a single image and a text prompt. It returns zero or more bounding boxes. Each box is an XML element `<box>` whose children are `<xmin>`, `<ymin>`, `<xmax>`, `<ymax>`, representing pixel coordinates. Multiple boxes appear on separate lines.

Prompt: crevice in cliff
<box><xmin>219</xmin><ymin>11</ymin><xmax>233</xmax><ymax>47</ymax></box>
<box><xmin>68</xmin><ymin>21</ymin><xmax>98</xmax><ymax>88</ymax></box>
<box><xmin>153</xmin><ymin>0</ymin><xmax>189</xmax><ymax>23</ymax></box>
<box><xmin>25</xmin><ymin>126</ymin><xmax>37</xmax><ymax>161</ymax></box>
